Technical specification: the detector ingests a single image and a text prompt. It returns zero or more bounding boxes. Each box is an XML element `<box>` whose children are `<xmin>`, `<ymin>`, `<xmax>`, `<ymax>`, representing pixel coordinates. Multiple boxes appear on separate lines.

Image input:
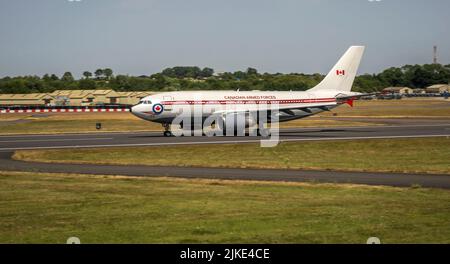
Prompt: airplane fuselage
<box><xmin>131</xmin><ymin>90</ymin><xmax>349</xmax><ymax>124</ymax></box>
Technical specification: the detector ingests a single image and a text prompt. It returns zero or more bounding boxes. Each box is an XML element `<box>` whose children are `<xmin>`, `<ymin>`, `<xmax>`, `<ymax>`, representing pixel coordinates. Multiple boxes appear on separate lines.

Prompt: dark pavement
<box><xmin>0</xmin><ymin>118</ymin><xmax>449</xmax><ymax>188</ymax></box>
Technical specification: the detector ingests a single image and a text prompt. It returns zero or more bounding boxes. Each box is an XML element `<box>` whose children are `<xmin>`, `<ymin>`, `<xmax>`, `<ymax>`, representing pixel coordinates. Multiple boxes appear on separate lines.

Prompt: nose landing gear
<box><xmin>162</xmin><ymin>123</ymin><xmax>173</xmax><ymax>137</ymax></box>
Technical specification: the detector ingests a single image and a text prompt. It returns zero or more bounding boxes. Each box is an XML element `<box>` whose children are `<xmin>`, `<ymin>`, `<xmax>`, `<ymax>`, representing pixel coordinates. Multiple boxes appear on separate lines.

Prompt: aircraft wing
<box><xmin>211</xmin><ymin>92</ymin><xmax>376</xmax><ymax>117</ymax></box>
<box><xmin>212</xmin><ymin>102</ymin><xmax>337</xmax><ymax>116</ymax></box>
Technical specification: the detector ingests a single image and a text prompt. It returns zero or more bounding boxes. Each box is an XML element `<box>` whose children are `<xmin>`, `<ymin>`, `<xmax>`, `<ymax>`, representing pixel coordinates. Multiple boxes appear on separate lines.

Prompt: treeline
<box><xmin>355</xmin><ymin>64</ymin><xmax>450</xmax><ymax>92</ymax></box>
<box><xmin>1</xmin><ymin>64</ymin><xmax>449</xmax><ymax>94</ymax></box>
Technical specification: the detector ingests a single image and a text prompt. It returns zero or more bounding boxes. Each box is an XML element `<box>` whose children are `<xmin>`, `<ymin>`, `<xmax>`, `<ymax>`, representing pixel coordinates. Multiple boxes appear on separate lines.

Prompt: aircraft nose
<box><xmin>130</xmin><ymin>105</ymin><xmax>139</xmax><ymax>116</ymax></box>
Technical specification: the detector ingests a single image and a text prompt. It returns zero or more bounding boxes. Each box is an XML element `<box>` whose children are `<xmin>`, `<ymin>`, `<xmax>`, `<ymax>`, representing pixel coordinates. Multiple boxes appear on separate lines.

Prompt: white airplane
<box><xmin>131</xmin><ymin>46</ymin><xmax>366</xmax><ymax>137</ymax></box>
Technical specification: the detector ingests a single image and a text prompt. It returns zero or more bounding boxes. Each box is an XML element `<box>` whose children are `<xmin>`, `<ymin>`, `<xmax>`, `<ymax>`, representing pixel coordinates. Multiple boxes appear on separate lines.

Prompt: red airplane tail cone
<box><xmin>345</xmin><ymin>98</ymin><xmax>354</xmax><ymax>107</ymax></box>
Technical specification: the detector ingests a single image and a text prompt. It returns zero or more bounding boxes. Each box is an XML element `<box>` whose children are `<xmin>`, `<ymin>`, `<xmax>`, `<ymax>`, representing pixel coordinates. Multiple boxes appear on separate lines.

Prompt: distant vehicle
<box><xmin>131</xmin><ymin>46</ymin><xmax>368</xmax><ymax>137</ymax></box>
<box><xmin>378</xmin><ymin>94</ymin><xmax>402</xmax><ymax>100</ymax></box>
<box><xmin>360</xmin><ymin>95</ymin><xmax>376</xmax><ymax>100</ymax></box>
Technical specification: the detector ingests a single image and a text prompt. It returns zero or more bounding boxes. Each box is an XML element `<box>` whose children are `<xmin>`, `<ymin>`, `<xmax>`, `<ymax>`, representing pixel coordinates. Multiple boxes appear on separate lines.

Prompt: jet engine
<box><xmin>215</xmin><ymin>112</ymin><xmax>258</xmax><ymax>135</ymax></box>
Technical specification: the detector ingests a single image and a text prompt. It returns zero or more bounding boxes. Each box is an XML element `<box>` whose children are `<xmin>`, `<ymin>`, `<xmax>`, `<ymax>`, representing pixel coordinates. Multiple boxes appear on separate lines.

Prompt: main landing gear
<box><xmin>163</xmin><ymin>123</ymin><xmax>173</xmax><ymax>137</ymax></box>
<box><xmin>219</xmin><ymin>127</ymin><xmax>271</xmax><ymax>137</ymax></box>
<box><xmin>256</xmin><ymin>127</ymin><xmax>271</xmax><ymax>137</ymax></box>
<box><xmin>161</xmin><ymin>123</ymin><xmax>271</xmax><ymax>137</ymax></box>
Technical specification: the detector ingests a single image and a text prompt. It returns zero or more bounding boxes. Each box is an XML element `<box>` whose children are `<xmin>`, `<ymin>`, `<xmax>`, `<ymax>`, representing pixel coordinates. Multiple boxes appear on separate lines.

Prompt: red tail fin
<box><xmin>345</xmin><ymin>99</ymin><xmax>354</xmax><ymax>107</ymax></box>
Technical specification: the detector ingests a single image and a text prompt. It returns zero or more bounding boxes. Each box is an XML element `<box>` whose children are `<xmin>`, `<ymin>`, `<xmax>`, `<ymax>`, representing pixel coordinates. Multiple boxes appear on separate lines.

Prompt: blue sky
<box><xmin>0</xmin><ymin>0</ymin><xmax>449</xmax><ymax>77</ymax></box>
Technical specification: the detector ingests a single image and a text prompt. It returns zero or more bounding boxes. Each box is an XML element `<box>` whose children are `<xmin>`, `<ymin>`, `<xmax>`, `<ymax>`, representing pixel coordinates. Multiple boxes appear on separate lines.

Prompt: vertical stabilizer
<box><xmin>309</xmin><ymin>46</ymin><xmax>365</xmax><ymax>92</ymax></box>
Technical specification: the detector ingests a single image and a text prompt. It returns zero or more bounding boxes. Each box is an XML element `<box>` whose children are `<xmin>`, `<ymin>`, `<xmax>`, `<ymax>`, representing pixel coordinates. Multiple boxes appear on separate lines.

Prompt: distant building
<box><xmin>111</xmin><ymin>91</ymin><xmax>153</xmax><ymax>105</ymax></box>
<box><xmin>382</xmin><ymin>87</ymin><xmax>413</xmax><ymax>95</ymax></box>
<box><xmin>51</xmin><ymin>90</ymin><xmax>95</xmax><ymax>106</ymax></box>
<box><xmin>412</xmin><ymin>88</ymin><xmax>426</xmax><ymax>94</ymax></box>
<box><xmin>0</xmin><ymin>93</ymin><xmax>54</xmax><ymax>106</ymax></box>
<box><xmin>132</xmin><ymin>91</ymin><xmax>154</xmax><ymax>102</ymax></box>
<box><xmin>426</xmin><ymin>84</ymin><xmax>450</xmax><ymax>94</ymax></box>
<box><xmin>50</xmin><ymin>89</ymin><xmax>155</xmax><ymax>106</ymax></box>
<box><xmin>110</xmin><ymin>92</ymin><xmax>135</xmax><ymax>105</ymax></box>
<box><xmin>50</xmin><ymin>89</ymin><xmax>121</xmax><ymax>106</ymax></box>
<box><xmin>0</xmin><ymin>90</ymin><xmax>155</xmax><ymax>107</ymax></box>
<box><xmin>213</xmin><ymin>71</ymin><xmax>226</xmax><ymax>77</ymax></box>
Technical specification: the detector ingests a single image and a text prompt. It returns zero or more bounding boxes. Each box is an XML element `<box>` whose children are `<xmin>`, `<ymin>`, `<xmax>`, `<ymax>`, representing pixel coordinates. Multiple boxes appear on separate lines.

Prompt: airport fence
<box><xmin>0</xmin><ymin>105</ymin><xmax>132</xmax><ymax>114</ymax></box>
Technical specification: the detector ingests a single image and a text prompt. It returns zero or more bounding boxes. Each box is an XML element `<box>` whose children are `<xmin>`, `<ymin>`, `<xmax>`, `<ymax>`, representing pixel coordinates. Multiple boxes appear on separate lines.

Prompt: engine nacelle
<box><xmin>217</xmin><ymin>112</ymin><xmax>257</xmax><ymax>132</ymax></box>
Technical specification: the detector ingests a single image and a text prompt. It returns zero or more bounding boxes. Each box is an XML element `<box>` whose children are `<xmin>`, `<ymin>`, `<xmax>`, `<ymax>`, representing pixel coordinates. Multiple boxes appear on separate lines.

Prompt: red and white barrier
<box><xmin>0</xmin><ymin>108</ymin><xmax>130</xmax><ymax>114</ymax></box>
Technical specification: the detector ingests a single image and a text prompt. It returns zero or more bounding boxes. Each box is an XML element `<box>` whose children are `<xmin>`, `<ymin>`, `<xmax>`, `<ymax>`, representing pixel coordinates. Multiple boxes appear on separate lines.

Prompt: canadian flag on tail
<box><xmin>336</xmin><ymin>69</ymin><xmax>345</xmax><ymax>76</ymax></box>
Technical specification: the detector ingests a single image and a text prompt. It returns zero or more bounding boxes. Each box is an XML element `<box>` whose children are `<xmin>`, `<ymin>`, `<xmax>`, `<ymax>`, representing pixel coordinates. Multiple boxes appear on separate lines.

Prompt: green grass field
<box><xmin>319</xmin><ymin>98</ymin><xmax>450</xmax><ymax>117</ymax></box>
<box><xmin>1</xmin><ymin>171</ymin><xmax>449</xmax><ymax>243</ymax></box>
<box><xmin>14</xmin><ymin>137</ymin><xmax>450</xmax><ymax>175</ymax></box>
<box><xmin>0</xmin><ymin>112</ymin><xmax>161</xmax><ymax>134</ymax></box>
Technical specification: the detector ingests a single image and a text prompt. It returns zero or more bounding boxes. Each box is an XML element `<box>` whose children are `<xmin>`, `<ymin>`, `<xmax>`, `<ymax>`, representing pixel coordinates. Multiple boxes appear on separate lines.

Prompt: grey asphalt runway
<box><xmin>0</xmin><ymin>118</ymin><xmax>449</xmax><ymax>151</ymax></box>
<box><xmin>1</xmin><ymin>151</ymin><xmax>450</xmax><ymax>189</ymax></box>
<box><xmin>0</xmin><ymin>118</ymin><xmax>449</xmax><ymax>188</ymax></box>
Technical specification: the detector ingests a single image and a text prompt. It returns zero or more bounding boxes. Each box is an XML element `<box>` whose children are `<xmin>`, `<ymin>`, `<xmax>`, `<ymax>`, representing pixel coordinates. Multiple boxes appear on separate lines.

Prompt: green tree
<box><xmin>50</xmin><ymin>74</ymin><xmax>59</xmax><ymax>81</ymax></box>
<box><xmin>246</xmin><ymin>67</ymin><xmax>258</xmax><ymax>76</ymax></box>
<box><xmin>233</xmin><ymin>71</ymin><xmax>246</xmax><ymax>80</ymax></box>
<box><xmin>378</xmin><ymin>67</ymin><xmax>404</xmax><ymax>87</ymax></box>
<box><xmin>112</xmin><ymin>75</ymin><xmax>132</xmax><ymax>91</ymax></box>
<box><xmin>354</xmin><ymin>74</ymin><xmax>385</xmax><ymax>92</ymax></box>
<box><xmin>95</xmin><ymin>69</ymin><xmax>104</xmax><ymax>79</ymax></box>
<box><xmin>42</xmin><ymin>74</ymin><xmax>51</xmax><ymax>82</ymax></box>
<box><xmin>162</xmin><ymin>66</ymin><xmax>201</xmax><ymax>78</ymax></box>
<box><xmin>200</xmin><ymin>67</ymin><xmax>214</xmax><ymax>78</ymax></box>
<box><xmin>61</xmin><ymin>72</ymin><xmax>74</xmax><ymax>82</ymax></box>
<box><xmin>78</xmin><ymin>79</ymin><xmax>97</xmax><ymax>89</ymax></box>
<box><xmin>103</xmin><ymin>68</ymin><xmax>113</xmax><ymax>80</ymax></box>
<box><xmin>154</xmin><ymin>74</ymin><xmax>168</xmax><ymax>89</ymax></box>
<box><xmin>83</xmin><ymin>71</ymin><xmax>93</xmax><ymax>79</ymax></box>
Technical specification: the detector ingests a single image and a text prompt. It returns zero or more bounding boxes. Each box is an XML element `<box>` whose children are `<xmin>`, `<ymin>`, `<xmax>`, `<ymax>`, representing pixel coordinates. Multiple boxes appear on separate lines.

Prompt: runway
<box><xmin>0</xmin><ymin>118</ymin><xmax>449</xmax><ymax>189</ymax></box>
<box><xmin>1</xmin><ymin>151</ymin><xmax>450</xmax><ymax>189</ymax></box>
<box><xmin>0</xmin><ymin>118</ymin><xmax>449</xmax><ymax>151</ymax></box>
